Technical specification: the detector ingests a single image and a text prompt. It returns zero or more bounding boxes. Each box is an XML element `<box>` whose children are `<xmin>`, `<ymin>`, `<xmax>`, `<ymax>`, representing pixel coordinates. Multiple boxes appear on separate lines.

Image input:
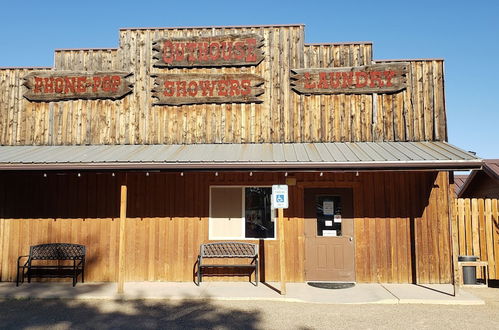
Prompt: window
<box><xmin>209</xmin><ymin>186</ymin><xmax>275</xmax><ymax>239</ymax></box>
<box><xmin>315</xmin><ymin>195</ymin><xmax>342</xmax><ymax>236</ymax></box>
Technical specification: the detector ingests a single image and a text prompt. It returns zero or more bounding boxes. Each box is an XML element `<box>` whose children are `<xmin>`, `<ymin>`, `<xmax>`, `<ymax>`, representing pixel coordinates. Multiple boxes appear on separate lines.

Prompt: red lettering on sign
<box><xmin>341</xmin><ymin>72</ymin><xmax>354</xmax><ymax>88</ymax></box>
<box><xmin>233</xmin><ymin>41</ymin><xmax>245</xmax><ymax>60</ymax></box>
<box><xmin>92</xmin><ymin>77</ymin><xmax>101</xmax><ymax>92</ymax></box>
<box><xmin>64</xmin><ymin>77</ymin><xmax>76</xmax><ymax>93</ymax></box>
<box><xmin>200</xmin><ymin>81</ymin><xmax>215</xmax><ymax>96</ymax></box>
<box><xmin>34</xmin><ymin>77</ymin><xmax>43</xmax><ymax>93</ymax></box>
<box><xmin>355</xmin><ymin>72</ymin><xmax>369</xmax><ymax>88</ymax></box>
<box><xmin>111</xmin><ymin>76</ymin><xmax>121</xmax><ymax>92</ymax></box>
<box><xmin>76</xmin><ymin>77</ymin><xmax>87</xmax><ymax>92</ymax></box>
<box><xmin>176</xmin><ymin>81</ymin><xmax>187</xmax><ymax>97</ymax></box>
<box><xmin>174</xmin><ymin>43</ymin><xmax>185</xmax><ymax>62</ymax></box>
<box><xmin>210</xmin><ymin>42</ymin><xmax>220</xmax><ymax>61</ymax></box>
<box><xmin>187</xmin><ymin>81</ymin><xmax>198</xmax><ymax>96</ymax></box>
<box><xmin>318</xmin><ymin>72</ymin><xmax>329</xmax><ymax>89</ymax></box>
<box><xmin>369</xmin><ymin>72</ymin><xmax>383</xmax><ymax>87</ymax></box>
<box><xmin>198</xmin><ymin>42</ymin><xmax>209</xmax><ymax>62</ymax></box>
<box><xmin>245</xmin><ymin>38</ymin><xmax>257</xmax><ymax>62</ymax></box>
<box><xmin>229</xmin><ymin>80</ymin><xmax>240</xmax><ymax>96</ymax></box>
<box><xmin>241</xmin><ymin>80</ymin><xmax>251</xmax><ymax>95</ymax></box>
<box><xmin>164</xmin><ymin>81</ymin><xmax>175</xmax><ymax>96</ymax></box>
<box><xmin>304</xmin><ymin>73</ymin><xmax>316</xmax><ymax>89</ymax></box>
<box><xmin>383</xmin><ymin>71</ymin><xmax>396</xmax><ymax>87</ymax></box>
<box><xmin>102</xmin><ymin>76</ymin><xmax>112</xmax><ymax>92</ymax></box>
<box><xmin>217</xmin><ymin>80</ymin><xmax>229</xmax><ymax>96</ymax></box>
<box><xmin>329</xmin><ymin>72</ymin><xmax>341</xmax><ymax>88</ymax></box>
<box><xmin>221</xmin><ymin>41</ymin><xmax>233</xmax><ymax>61</ymax></box>
<box><xmin>186</xmin><ymin>42</ymin><xmax>197</xmax><ymax>62</ymax></box>
<box><xmin>54</xmin><ymin>77</ymin><xmax>64</xmax><ymax>93</ymax></box>
<box><xmin>43</xmin><ymin>78</ymin><xmax>54</xmax><ymax>93</ymax></box>
<box><xmin>163</xmin><ymin>41</ymin><xmax>174</xmax><ymax>64</ymax></box>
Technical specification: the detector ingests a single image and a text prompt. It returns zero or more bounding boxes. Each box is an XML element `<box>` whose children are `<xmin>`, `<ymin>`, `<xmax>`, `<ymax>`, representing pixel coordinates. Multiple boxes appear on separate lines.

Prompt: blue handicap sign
<box><xmin>272</xmin><ymin>184</ymin><xmax>289</xmax><ymax>208</ymax></box>
<box><xmin>276</xmin><ymin>194</ymin><xmax>285</xmax><ymax>203</ymax></box>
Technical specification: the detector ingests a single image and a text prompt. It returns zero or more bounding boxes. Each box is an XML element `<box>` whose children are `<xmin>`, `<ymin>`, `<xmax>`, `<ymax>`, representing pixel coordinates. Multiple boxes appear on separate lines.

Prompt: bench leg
<box><xmin>198</xmin><ymin>266</ymin><xmax>202</xmax><ymax>286</ymax></box>
<box><xmin>255</xmin><ymin>263</ymin><xmax>258</xmax><ymax>286</ymax></box>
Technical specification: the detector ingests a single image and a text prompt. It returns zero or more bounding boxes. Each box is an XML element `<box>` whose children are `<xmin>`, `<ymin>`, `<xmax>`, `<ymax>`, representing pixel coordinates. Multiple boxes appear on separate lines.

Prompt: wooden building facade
<box><xmin>0</xmin><ymin>24</ymin><xmax>481</xmax><ymax>284</ymax></box>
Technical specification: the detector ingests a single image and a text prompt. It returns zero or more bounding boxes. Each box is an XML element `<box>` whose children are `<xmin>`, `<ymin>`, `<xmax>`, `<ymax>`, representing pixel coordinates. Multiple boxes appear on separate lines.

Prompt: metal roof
<box><xmin>454</xmin><ymin>175</ymin><xmax>469</xmax><ymax>197</ymax></box>
<box><xmin>457</xmin><ymin>159</ymin><xmax>499</xmax><ymax>197</ymax></box>
<box><xmin>0</xmin><ymin>142</ymin><xmax>482</xmax><ymax>171</ymax></box>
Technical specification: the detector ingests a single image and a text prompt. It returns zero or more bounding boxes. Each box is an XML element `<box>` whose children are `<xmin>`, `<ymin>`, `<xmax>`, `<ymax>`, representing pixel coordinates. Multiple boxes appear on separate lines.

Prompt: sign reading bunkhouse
<box><xmin>291</xmin><ymin>63</ymin><xmax>408</xmax><ymax>95</ymax></box>
<box><xmin>23</xmin><ymin>71</ymin><xmax>134</xmax><ymax>102</ymax></box>
<box><xmin>152</xmin><ymin>34</ymin><xmax>265</xmax><ymax>68</ymax></box>
<box><xmin>152</xmin><ymin>73</ymin><xmax>265</xmax><ymax>105</ymax></box>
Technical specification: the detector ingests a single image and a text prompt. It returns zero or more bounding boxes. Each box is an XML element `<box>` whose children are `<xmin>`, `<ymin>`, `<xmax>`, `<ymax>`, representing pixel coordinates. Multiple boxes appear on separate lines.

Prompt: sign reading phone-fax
<box><xmin>272</xmin><ymin>185</ymin><xmax>288</xmax><ymax>209</ymax></box>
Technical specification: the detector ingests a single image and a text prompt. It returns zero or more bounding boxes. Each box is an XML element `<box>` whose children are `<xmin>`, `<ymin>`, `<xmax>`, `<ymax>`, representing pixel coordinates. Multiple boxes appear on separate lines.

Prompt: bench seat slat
<box><xmin>200</xmin><ymin>264</ymin><xmax>257</xmax><ymax>268</ymax></box>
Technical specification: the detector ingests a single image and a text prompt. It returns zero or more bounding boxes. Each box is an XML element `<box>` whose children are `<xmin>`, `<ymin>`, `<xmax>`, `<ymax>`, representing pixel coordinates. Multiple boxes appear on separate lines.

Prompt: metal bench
<box><xmin>197</xmin><ymin>242</ymin><xmax>258</xmax><ymax>286</ymax></box>
<box><xmin>17</xmin><ymin>243</ymin><xmax>86</xmax><ymax>287</ymax></box>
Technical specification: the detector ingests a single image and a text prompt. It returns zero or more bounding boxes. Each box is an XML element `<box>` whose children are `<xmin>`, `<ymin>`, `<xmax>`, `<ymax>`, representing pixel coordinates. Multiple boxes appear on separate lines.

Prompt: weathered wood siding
<box><xmin>0</xmin><ymin>25</ymin><xmax>447</xmax><ymax>145</ymax></box>
<box><xmin>0</xmin><ymin>171</ymin><xmax>451</xmax><ymax>283</ymax></box>
<box><xmin>373</xmin><ymin>60</ymin><xmax>447</xmax><ymax>142</ymax></box>
<box><xmin>302</xmin><ymin>43</ymin><xmax>374</xmax><ymax>142</ymax></box>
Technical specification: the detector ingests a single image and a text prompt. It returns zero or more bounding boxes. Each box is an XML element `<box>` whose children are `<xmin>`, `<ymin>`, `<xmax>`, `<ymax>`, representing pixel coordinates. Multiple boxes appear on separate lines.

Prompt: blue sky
<box><xmin>0</xmin><ymin>0</ymin><xmax>497</xmax><ymax>158</ymax></box>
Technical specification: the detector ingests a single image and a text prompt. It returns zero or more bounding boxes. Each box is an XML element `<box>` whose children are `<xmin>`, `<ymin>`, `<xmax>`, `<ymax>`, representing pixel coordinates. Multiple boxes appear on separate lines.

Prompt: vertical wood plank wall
<box><xmin>453</xmin><ymin>198</ymin><xmax>499</xmax><ymax>280</ymax></box>
<box><xmin>0</xmin><ymin>26</ymin><xmax>446</xmax><ymax>145</ymax></box>
<box><xmin>0</xmin><ymin>171</ymin><xmax>451</xmax><ymax>283</ymax></box>
<box><xmin>354</xmin><ymin>171</ymin><xmax>452</xmax><ymax>283</ymax></box>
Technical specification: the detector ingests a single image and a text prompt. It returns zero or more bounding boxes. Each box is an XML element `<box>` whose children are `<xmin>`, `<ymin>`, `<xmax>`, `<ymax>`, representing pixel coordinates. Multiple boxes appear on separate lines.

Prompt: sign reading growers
<box><xmin>23</xmin><ymin>71</ymin><xmax>133</xmax><ymax>102</ymax></box>
<box><xmin>152</xmin><ymin>34</ymin><xmax>264</xmax><ymax>68</ymax></box>
<box><xmin>152</xmin><ymin>73</ymin><xmax>264</xmax><ymax>105</ymax></box>
<box><xmin>291</xmin><ymin>63</ymin><xmax>408</xmax><ymax>95</ymax></box>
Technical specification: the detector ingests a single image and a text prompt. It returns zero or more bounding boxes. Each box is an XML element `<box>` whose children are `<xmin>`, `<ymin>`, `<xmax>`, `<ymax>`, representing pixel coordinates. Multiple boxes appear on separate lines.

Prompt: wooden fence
<box><xmin>453</xmin><ymin>198</ymin><xmax>499</xmax><ymax>280</ymax></box>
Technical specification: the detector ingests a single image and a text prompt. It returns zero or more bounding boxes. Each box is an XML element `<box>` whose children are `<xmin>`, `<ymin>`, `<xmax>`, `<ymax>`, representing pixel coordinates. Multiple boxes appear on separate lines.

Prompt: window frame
<box><xmin>209</xmin><ymin>185</ymin><xmax>277</xmax><ymax>240</ymax></box>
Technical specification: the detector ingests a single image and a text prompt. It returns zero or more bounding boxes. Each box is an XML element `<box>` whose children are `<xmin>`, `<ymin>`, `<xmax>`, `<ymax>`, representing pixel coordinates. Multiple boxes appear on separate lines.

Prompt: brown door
<box><xmin>304</xmin><ymin>188</ymin><xmax>355</xmax><ymax>282</ymax></box>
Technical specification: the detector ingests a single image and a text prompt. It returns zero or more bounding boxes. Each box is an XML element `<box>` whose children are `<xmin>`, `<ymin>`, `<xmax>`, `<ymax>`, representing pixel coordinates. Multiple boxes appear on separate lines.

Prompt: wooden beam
<box><xmin>448</xmin><ymin>172</ymin><xmax>460</xmax><ymax>295</ymax></box>
<box><xmin>117</xmin><ymin>185</ymin><xmax>127</xmax><ymax>294</ymax></box>
<box><xmin>278</xmin><ymin>208</ymin><xmax>286</xmax><ymax>295</ymax></box>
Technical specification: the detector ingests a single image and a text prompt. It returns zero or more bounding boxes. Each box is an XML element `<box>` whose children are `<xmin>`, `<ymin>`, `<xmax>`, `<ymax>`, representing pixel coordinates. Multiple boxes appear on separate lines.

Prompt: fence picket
<box><xmin>454</xmin><ymin>198</ymin><xmax>498</xmax><ymax>280</ymax></box>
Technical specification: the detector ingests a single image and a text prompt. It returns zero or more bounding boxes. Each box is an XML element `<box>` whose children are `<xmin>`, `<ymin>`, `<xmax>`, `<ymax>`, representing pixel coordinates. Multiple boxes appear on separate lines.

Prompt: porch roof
<box><xmin>0</xmin><ymin>142</ymin><xmax>482</xmax><ymax>171</ymax></box>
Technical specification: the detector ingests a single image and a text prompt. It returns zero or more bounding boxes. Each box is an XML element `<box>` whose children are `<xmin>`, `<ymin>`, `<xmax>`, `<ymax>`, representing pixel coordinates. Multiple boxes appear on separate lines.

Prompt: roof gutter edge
<box><xmin>0</xmin><ymin>160</ymin><xmax>483</xmax><ymax>171</ymax></box>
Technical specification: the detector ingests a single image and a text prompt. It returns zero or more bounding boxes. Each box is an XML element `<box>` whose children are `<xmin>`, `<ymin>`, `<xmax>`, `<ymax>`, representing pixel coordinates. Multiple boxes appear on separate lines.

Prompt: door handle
<box><xmin>347</xmin><ymin>236</ymin><xmax>353</xmax><ymax>242</ymax></box>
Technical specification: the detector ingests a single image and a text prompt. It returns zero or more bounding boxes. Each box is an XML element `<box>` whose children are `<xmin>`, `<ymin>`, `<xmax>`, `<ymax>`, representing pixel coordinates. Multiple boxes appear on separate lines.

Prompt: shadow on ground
<box><xmin>0</xmin><ymin>298</ymin><xmax>261</xmax><ymax>330</ymax></box>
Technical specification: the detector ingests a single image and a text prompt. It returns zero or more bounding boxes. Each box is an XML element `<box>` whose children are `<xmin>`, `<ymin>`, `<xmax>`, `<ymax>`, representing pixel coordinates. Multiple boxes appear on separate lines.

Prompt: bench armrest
<box><xmin>17</xmin><ymin>255</ymin><xmax>30</xmax><ymax>268</ymax></box>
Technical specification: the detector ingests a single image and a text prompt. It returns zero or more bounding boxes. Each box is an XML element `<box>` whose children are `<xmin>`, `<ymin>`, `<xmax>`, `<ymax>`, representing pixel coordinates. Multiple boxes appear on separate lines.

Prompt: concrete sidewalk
<box><xmin>0</xmin><ymin>282</ymin><xmax>484</xmax><ymax>305</ymax></box>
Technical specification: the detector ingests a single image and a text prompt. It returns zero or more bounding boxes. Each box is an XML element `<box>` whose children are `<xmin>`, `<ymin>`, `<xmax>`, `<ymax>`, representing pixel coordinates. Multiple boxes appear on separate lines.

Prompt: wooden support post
<box><xmin>448</xmin><ymin>172</ymin><xmax>460</xmax><ymax>296</ymax></box>
<box><xmin>117</xmin><ymin>185</ymin><xmax>127</xmax><ymax>294</ymax></box>
<box><xmin>278</xmin><ymin>208</ymin><xmax>286</xmax><ymax>295</ymax></box>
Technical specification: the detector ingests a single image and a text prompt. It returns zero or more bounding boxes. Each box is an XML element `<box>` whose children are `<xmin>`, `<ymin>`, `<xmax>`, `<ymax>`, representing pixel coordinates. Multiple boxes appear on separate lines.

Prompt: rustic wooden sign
<box><xmin>152</xmin><ymin>73</ymin><xmax>265</xmax><ymax>105</ymax></box>
<box><xmin>152</xmin><ymin>34</ymin><xmax>264</xmax><ymax>68</ymax></box>
<box><xmin>23</xmin><ymin>71</ymin><xmax>133</xmax><ymax>102</ymax></box>
<box><xmin>291</xmin><ymin>63</ymin><xmax>408</xmax><ymax>94</ymax></box>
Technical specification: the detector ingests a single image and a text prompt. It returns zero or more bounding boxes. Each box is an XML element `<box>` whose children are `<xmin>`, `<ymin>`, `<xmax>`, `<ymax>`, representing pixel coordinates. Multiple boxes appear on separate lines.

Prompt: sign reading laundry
<box><xmin>23</xmin><ymin>71</ymin><xmax>133</xmax><ymax>101</ymax></box>
<box><xmin>291</xmin><ymin>63</ymin><xmax>408</xmax><ymax>94</ymax></box>
<box><xmin>152</xmin><ymin>34</ymin><xmax>264</xmax><ymax>68</ymax></box>
<box><xmin>152</xmin><ymin>73</ymin><xmax>265</xmax><ymax>105</ymax></box>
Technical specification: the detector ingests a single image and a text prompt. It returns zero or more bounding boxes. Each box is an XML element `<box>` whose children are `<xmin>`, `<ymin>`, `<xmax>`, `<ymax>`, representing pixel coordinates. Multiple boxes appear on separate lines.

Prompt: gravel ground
<box><xmin>0</xmin><ymin>287</ymin><xmax>498</xmax><ymax>330</ymax></box>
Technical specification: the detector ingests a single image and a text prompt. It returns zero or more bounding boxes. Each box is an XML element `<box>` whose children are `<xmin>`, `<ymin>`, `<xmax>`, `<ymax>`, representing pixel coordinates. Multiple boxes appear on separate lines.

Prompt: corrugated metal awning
<box><xmin>0</xmin><ymin>142</ymin><xmax>482</xmax><ymax>171</ymax></box>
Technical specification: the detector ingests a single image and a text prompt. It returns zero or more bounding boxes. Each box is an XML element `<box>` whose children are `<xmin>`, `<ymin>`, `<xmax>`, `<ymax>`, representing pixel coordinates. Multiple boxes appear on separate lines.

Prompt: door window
<box><xmin>315</xmin><ymin>195</ymin><xmax>342</xmax><ymax>236</ymax></box>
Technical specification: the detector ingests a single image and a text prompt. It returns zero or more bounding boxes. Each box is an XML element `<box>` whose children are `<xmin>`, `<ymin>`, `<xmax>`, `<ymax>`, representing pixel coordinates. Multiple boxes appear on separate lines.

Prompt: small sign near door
<box><xmin>272</xmin><ymin>185</ymin><xmax>289</xmax><ymax>209</ymax></box>
<box><xmin>323</xmin><ymin>201</ymin><xmax>334</xmax><ymax>215</ymax></box>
